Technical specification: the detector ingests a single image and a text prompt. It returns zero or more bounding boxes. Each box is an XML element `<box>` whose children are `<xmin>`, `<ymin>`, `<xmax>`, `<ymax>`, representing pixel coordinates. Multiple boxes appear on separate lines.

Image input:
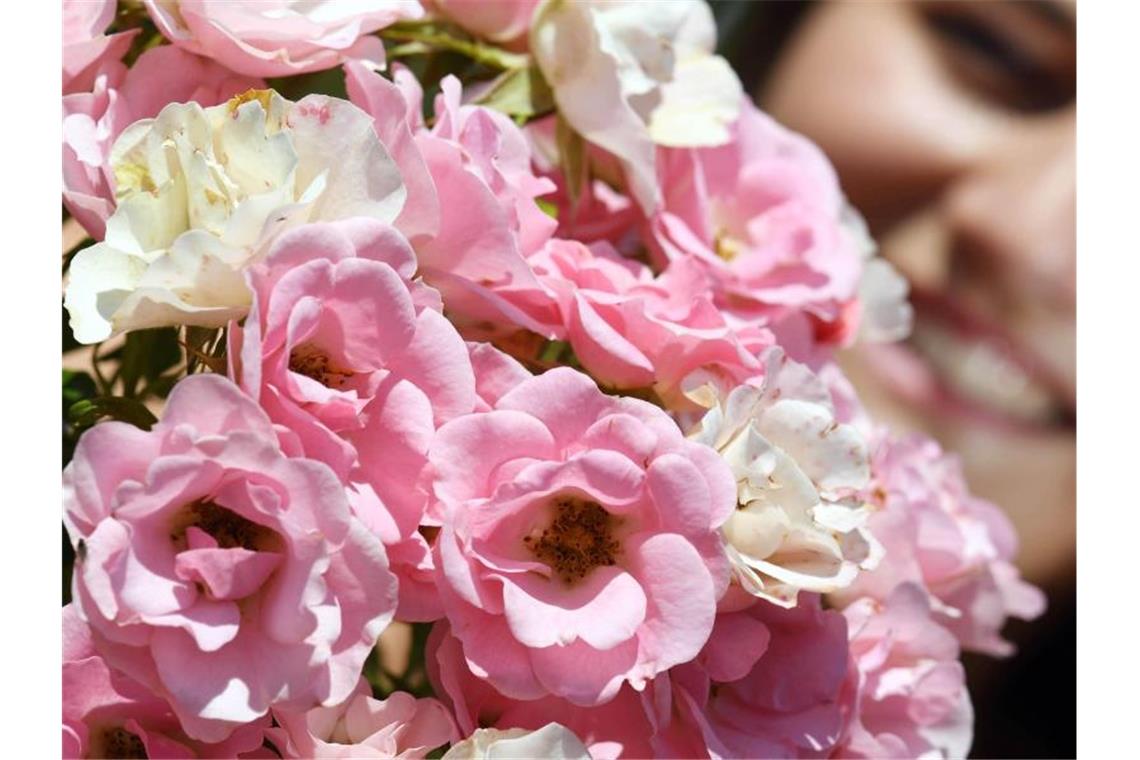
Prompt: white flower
<box><xmin>65</xmin><ymin>89</ymin><xmax>406</xmax><ymax>343</ymax></box>
<box><xmin>530</xmin><ymin>0</ymin><xmax>741</xmax><ymax>213</ymax></box>
<box><xmin>687</xmin><ymin>349</ymin><xmax>881</xmax><ymax>606</ymax></box>
<box><xmin>442</xmin><ymin>724</ymin><xmax>591</xmax><ymax>760</ymax></box>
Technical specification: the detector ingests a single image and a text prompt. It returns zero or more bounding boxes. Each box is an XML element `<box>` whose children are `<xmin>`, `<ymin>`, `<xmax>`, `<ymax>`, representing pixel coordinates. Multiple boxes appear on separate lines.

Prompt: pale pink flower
<box><xmin>430</xmin><ymin>595</ymin><xmax>854</xmax><ymax>760</ymax></box>
<box><xmin>228</xmin><ymin>217</ymin><xmax>476</xmax><ymax>621</ymax></box>
<box><xmin>144</xmin><ymin>0</ymin><xmax>423</xmax><ymax>77</ymax></box>
<box><xmin>347</xmin><ymin>67</ymin><xmax>558</xmax><ymax>335</ymax></box>
<box><xmin>520</xmin><ymin>239</ymin><xmax>772</xmax><ymax>410</ymax></box>
<box><xmin>63</xmin><ymin>0</ymin><xmax>137</xmax><ymax>95</ymax></box>
<box><xmin>348</xmin><ymin>66</ymin><xmax>761</xmax><ymax>410</ymax></box>
<box><xmin>830</xmin><ymin>432</ymin><xmax>1046</xmax><ymax>656</ymax></box>
<box><xmin>646</xmin><ymin>100</ymin><xmax>864</xmax><ymax>353</ymax></box>
<box><xmin>63</xmin><ymin>66</ymin><xmax>129</xmax><ymax>241</ymax></box>
<box><xmin>466</xmin><ymin>341</ymin><xmax>533</xmax><ymax>412</ymax></box>
<box><xmin>429</xmin><ymin>0</ymin><xmax>539</xmax><ymax>44</ymax></box>
<box><xmin>428</xmin><ymin>367</ymin><xmax>736</xmax><ymax>705</ymax></box>
<box><xmin>63</xmin><ymin>375</ymin><xmax>398</xmax><ymax>743</ymax></box>
<box><xmin>554</xmin><ymin>177</ymin><xmax>640</xmax><ymax>255</ymax></box>
<box><xmin>427</xmin><ymin>621</ymin><xmax>657</xmax><ymax>760</ymax></box>
<box><xmin>63</xmin><ymin>605</ymin><xmax>268</xmax><ymax>759</ymax></box>
<box><xmin>524</xmin><ymin>117</ymin><xmax>641</xmax><ymax>254</ymax></box>
<box><xmin>837</xmin><ymin>585</ymin><xmax>974</xmax><ymax>759</ymax></box>
<box><xmin>693</xmin><ymin>597</ymin><xmax>854</xmax><ymax>759</ymax></box>
<box><xmin>422</xmin><ymin>76</ymin><xmax>557</xmax><ymax>260</ymax></box>
<box><xmin>269</xmin><ymin>678</ymin><xmax>458</xmax><ymax>758</ymax></box>
<box><xmin>344</xmin><ymin>62</ymin><xmax>441</xmax><ymax>244</ymax></box>
<box><xmin>63</xmin><ymin>46</ymin><xmax>261</xmax><ymax>240</ymax></box>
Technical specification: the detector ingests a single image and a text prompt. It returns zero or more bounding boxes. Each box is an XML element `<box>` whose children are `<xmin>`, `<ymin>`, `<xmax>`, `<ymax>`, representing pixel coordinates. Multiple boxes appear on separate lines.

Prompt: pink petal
<box><xmin>429</xmin><ymin>410</ymin><xmax>556</xmax><ymax>503</ymax></box>
<box><xmin>500</xmin><ymin>566</ymin><xmax>647</xmax><ymax>650</ymax></box>
<box><xmin>174</xmin><ymin>544</ymin><xmax>282</xmax><ymax>601</ymax></box>
<box><xmin>626</xmin><ymin>533</ymin><xmax>717</xmax><ymax>673</ymax></box>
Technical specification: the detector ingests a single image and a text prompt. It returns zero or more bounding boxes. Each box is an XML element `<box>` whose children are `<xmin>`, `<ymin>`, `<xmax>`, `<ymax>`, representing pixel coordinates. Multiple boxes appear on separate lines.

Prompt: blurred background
<box><xmin>711</xmin><ymin>1</ymin><xmax>1075</xmax><ymax>757</ymax></box>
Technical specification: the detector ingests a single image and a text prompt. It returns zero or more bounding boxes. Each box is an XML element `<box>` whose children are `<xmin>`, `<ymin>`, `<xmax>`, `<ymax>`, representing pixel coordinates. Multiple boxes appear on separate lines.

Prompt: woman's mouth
<box><xmin>863</xmin><ymin>284</ymin><xmax>1075</xmax><ymax>435</ymax></box>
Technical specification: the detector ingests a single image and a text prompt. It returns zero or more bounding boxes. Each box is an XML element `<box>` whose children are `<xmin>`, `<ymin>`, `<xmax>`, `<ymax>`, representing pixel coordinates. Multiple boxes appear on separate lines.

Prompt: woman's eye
<box><xmin>924</xmin><ymin>6</ymin><xmax>1074</xmax><ymax>114</ymax></box>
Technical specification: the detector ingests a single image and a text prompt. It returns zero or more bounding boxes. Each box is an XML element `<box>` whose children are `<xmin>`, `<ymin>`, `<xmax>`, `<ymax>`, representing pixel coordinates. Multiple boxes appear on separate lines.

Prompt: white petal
<box><xmin>649</xmin><ymin>55</ymin><xmax>742</xmax><ymax>147</ymax></box>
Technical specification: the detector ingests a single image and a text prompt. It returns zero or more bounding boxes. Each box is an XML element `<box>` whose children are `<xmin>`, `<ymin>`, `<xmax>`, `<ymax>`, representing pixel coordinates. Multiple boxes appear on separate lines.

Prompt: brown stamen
<box><xmin>526</xmin><ymin>497</ymin><xmax>622</xmax><ymax>585</ymax></box>
<box><xmin>289</xmin><ymin>344</ymin><xmax>356</xmax><ymax>389</ymax></box>
<box><xmin>97</xmin><ymin>727</ymin><xmax>148</xmax><ymax>759</ymax></box>
<box><xmin>170</xmin><ymin>501</ymin><xmax>276</xmax><ymax>552</ymax></box>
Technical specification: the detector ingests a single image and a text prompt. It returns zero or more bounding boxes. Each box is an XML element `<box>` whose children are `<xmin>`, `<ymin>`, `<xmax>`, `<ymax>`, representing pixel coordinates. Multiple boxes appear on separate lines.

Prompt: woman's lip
<box><xmin>863</xmin><ymin>285</ymin><xmax>1075</xmax><ymax>434</ymax></box>
<box><xmin>862</xmin><ymin>341</ymin><xmax>1072</xmax><ymax>436</ymax></box>
<box><xmin>909</xmin><ymin>284</ymin><xmax>1076</xmax><ymax>416</ymax></box>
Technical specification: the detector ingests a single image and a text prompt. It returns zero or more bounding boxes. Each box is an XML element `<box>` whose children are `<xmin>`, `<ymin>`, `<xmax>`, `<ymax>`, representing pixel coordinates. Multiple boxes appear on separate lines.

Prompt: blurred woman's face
<box><xmin>763</xmin><ymin>1</ymin><xmax>1076</xmax><ymax>585</ymax></box>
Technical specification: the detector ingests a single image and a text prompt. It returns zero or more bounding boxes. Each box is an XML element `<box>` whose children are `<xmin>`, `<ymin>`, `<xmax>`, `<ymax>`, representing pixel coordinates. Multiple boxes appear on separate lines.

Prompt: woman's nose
<box><xmin>942</xmin><ymin>108</ymin><xmax>1076</xmax><ymax>309</ymax></box>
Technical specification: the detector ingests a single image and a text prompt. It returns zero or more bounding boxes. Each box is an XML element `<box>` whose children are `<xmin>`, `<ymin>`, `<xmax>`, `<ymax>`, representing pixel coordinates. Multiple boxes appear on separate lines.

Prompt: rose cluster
<box><xmin>61</xmin><ymin>2</ymin><xmax>1042</xmax><ymax>758</ymax></box>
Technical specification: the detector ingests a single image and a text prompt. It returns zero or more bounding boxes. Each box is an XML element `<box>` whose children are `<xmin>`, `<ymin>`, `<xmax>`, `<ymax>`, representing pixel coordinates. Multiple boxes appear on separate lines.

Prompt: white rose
<box><xmin>442</xmin><ymin>724</ymin><xmax>591</xmax><ymax>759</ymax></box>
<box><xmin>65</xmin><ymin>89</ymin><xmax>406</xmax><ymax>343</ymax></box>
<box><xmin>687</xmin><ymin>348</ymin><xmax>882</xmax><ymax>606</ymax></box>
<box><xmin>530</xmin><ymin>0</ymin><xmax>741</xmax><ymax>213</ymax></box>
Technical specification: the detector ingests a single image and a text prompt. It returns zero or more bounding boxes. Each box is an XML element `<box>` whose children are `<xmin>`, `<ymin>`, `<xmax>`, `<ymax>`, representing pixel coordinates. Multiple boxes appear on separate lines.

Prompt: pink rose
<box><xmin>424</xmin><ymin>76</ymin><xmax>557</xmax><ymax>259</ymax></box>
<box><xmin>646</xmin><ymin>99</ymin><xmax>863</xmax><ymax>353</ymax></box>
<box><xmin>63</xmin><ymin>375</ymin><xmax>398</xmax><ymax>742</ymax></box>
<box><xmin>837</xmin><ymin>585</ymin><xmax>974</xmax><ymax>759</ymax></box>
<box><xmin>429</xmin><ymin>367</ymin><xmax>736</xmax><ymax>705</ymax></box>
<box><xmin>228</xmin><ymin>218</ymin><xmax>476</xmax><ymax>621</ymax></box>
<box><xmin>63</xmin><ymin>65</ymin><xmax>129</xmax><ymax>240</ymax></box>
<box><xmin>521</xmin><ymin>238</ymin><xmax>772</xmax><ymax>410</ymax></box>
<box><xmin>427</xmin><ymin>621</ymin><xmax>658</xmax><ymax>760</ymax></box>
<box><xmin>268</xmin><ymin>677</ymin><xmax>458</xmax><ymax>758</ymax></box>
<box><xmin>352</xmin><ymin>68</ymin><xmax>759</xmax><ymax>405</ymax></box>
<box><xmin>694</xmin><ymin>597</ymin><xmax>854</xmax><ymax>759</ymax></box>
<box><xmin>428</xmin><ymin>0</ymin><xmax>539</xmax><ymax>44</ymax></box>
<box><xmin>63</xmin><ymin>605</ymin><xmax>268</xmax><ymax>759</ymax></box>
<box><xmin>347</xmin><ymin>67</ymin><xmax>558</xmax><ymax>336</ymax></box>
<box><xmin>429</xmin><ymin>595</ymin><xmax>854</xmax><ymax>760</ymax></box>
<box><xmin>344</xmin><ymin>62</ymin><xmax>442</xmax><ymax>244</ymax></box>
<box><xmin>414</xmin><ymin>75</ymin><xmax>559</xmax><ymax>335</ymax></box>
<box><xmin>63</xmin><ymin>46</ymin><xmax>261</xmax><ymax>240</ymax></box>
<box><xmin>831</xmin><ymin>432</ymin><xmax>1046</xmax><ymax>656</ymax></box>
<box><xmin>144</xmin><ymin>0</ymin><xmax>423</xmax><ymax>77</ymax></box>
<box><xmin>63</xmin><ymin>0</ymin><xmax>137</xmax><ymax>95</ymax></box>
<box><xmin>466</xmin><ymin>341</ymin><xmax>533</xmax><ymax>412</ymax></box>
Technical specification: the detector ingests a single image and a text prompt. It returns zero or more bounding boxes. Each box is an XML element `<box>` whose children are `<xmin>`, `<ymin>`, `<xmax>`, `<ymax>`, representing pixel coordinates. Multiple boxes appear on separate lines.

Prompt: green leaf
<box><xmin>69</xmin><ymin>396</ymin><xmax>158</xmax><ymax>431</ymax></box>
<box><xmin>538</xmin><ymin>339</ymin><xmax>571</xmax><ymax>364</ymax></box>
<box><xmin>536</xmin><ymin>198</ymin><xmax>559</xmax><ymax>220</ymax></box>
<box><xmin>474</xmin><ymin>65</ymin><xmax>555</xmax><ymax>123</ymax></box>
<box><xmin>63</xmin><ymin>370</ymin><xmax>98</xmax><ymax>467</ymax></box>
<box><xmin>62</xmin><ymin>369</ymin><xmax>96</xmax><ymax>409</ymax></box>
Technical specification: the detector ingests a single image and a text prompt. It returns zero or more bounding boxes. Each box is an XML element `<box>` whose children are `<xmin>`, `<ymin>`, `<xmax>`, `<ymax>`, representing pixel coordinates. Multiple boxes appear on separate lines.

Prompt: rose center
<box><xmin>289</xmin><ymin>344</ymin><xmax>355</xmax><ymax>389</ymax></box>
<box><xmin>714</xmin><ymin>229</ymin><xmax>743</xmax><ymax>262</ymax></box>
<box><xmin>524</xmin><ymin>496</ymin><xmax>622</xmax><ymax>584</ymax></box>
<box><xmin>170</xmin><ymin>500</ymin><xmax>276</xmax><ymax>552</ymax></box>
<box><xmin>95</xmin><ymin>727</ymin><xmax>147</xmax><ymax>759</ymax></box>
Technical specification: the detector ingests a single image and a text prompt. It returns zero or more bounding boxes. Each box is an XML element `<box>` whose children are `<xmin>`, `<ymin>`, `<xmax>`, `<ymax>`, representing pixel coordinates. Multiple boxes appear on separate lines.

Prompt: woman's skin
<box><xmin>762</xmin><ymin>0</ymin><xmax>1076</xmax><ymax>588</ymax></box>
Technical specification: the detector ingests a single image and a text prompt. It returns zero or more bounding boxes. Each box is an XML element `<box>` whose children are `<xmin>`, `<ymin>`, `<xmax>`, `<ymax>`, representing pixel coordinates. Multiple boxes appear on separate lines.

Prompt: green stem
<box><xmin>379</xmin><ymin>28</ymin><xmax>529</xmax><ymax>70</ymax></box>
